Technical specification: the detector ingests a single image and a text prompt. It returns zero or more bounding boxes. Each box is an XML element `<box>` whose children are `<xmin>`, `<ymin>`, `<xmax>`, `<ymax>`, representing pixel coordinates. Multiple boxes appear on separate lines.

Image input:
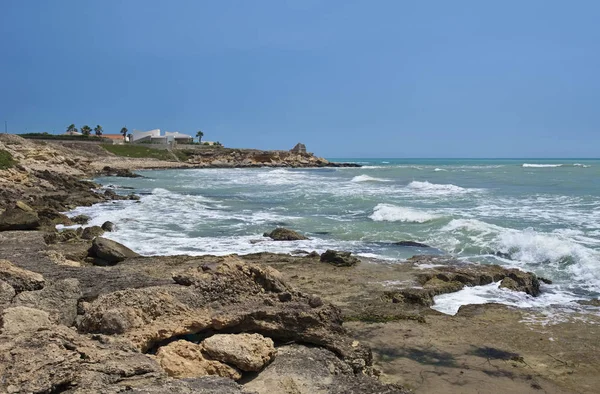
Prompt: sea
<box><xmin>65</xmin><ymin>159</ymin><xmax>600</xmax><ymax>318</ymax></box>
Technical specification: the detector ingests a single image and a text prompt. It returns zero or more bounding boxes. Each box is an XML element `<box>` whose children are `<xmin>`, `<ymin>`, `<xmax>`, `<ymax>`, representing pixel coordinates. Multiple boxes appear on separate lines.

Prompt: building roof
<box><xmin>102</xmin><ymin>134</ymin><xmax>125</xmax><ymax>140</ymax></box>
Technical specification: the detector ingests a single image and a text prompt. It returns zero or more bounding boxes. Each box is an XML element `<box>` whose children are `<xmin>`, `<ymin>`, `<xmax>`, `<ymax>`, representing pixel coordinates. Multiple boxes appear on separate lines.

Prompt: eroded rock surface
<box><xmin>263</xmin><ymin>227</ymin><xmax>308</xmax><ymax>241</ymax></box>
<box><xmin>202</xmin><ymin>333</ymin><xmax>276</xmax><ymax>372</ymax></box>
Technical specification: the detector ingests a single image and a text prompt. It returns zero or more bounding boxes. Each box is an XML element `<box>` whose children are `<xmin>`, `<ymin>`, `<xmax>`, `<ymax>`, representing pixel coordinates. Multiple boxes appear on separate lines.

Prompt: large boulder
<box><xmin>263</xmin><ymin>227</ymin><xmax>308</xmax><ymax>241</ymax></box>
<box><xmin>0</xmin><ymin>259</ymin><xmax>45</xmax><ymax>292</ymax></box>
<box><xmin>0</xmin><ymin>203</ymin><xmax>40</xmax><ymax>231</ymax></box>
<box><xmin>0</xmin><ymin>280</ymin><xmax>15</xmax><ymax>310</ymax></box>
<box><xmin>155</xmin><ymin>340</ymin><xmax>241</xmax><ymax>380</ymax></box>
<box><xmin>91</xmin><ymin>237</ymin><xmax>139</xmax><ymax>264</ymax></box>
<box><xmin>201</xmin><ymin>333</ymin><xmax>276</xmax><ymax>372</ymax></box>
<box><xmin>320</xmin><ymin>250</ymin><xmax>360</xmax><ymax>267</ymax></box>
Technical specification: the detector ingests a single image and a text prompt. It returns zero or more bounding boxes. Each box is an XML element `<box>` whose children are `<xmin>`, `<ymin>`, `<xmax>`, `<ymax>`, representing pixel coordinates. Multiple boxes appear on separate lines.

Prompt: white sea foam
<box><xmin>369</xmin><ymin>203</ymin><xmax>440</xmax><ymax>223</ymax></box>
<box><xmin>431</xmin><ymin>281</ymin><xmax>581</xmax><ymax>316</ymax></box>
<box><xmin>406</xmin><ymin>180</ymin><xmax>478</xmax><ymax>195</ymax></box>
<box><xmin>440</xmin><ymin>219</ymin><xmax>600</xmax><ymax>293</ymax></box>
<box><xmin>434</xmin><ymin>168</ymin><xmax>447</xmax><ymax>172</ymax></box>
<box><xmin>522</xmin><ymin>163</ymin><xmax>563</xmax><ymax>168</ymax></box>
<box><xmin>351</xmin><ymin>175</ymin><xmax>390</xmax><ymax>183</ymax></box>
<box><xmin>574</xmin><ymin>163</ymin><xmax>591</xmax><ymax>168</ymax></box>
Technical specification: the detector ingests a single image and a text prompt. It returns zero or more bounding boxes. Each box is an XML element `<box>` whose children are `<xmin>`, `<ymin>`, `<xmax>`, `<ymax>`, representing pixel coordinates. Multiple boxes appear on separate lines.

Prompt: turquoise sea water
<box><xmin>67</xmin><ymin>158</ymin><xmax>600</xmax><ymax>314</ymax></box>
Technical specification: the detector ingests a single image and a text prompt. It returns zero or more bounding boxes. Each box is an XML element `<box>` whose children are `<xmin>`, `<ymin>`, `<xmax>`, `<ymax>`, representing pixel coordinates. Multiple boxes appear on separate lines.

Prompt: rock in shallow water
<box><xmin>320</xmin><ymin>250</ymin><xmax>360</xmax><ymax>267</ymax></box>
<box><xmin>263</xmin><ymin>227</ymin><xmax>308</xmax><ymax>241</ymax></box>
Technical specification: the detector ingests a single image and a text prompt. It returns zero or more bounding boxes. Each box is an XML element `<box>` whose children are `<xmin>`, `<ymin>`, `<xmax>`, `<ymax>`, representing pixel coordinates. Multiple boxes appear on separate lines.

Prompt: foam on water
<box><xmin>406</xmin><ymin>180</ymin><xmax>479</xmax><ymax>196</ymax></box>
<box><xmin>369</xmin><ymin>203</ymin><xmax>441</xmax><ymax>223</ymax></box>
<box><xmin>439</xmin><ymin>218</ymin><xmax>600</xmax><ymax>294</ymax></box>
<box><xmin>522</xmin><ymin>163</ymin><xmax>563</xmax><ymax>168</ymax></box>
<box><xmin>431</xmin><ymin>281</ymin><xmax>581</xmax><ymax>316</ymax></box>
<box><xmin>351</xmin><ymin>174</ymin><xmax>390</xmax><ymax>183</ymax></box>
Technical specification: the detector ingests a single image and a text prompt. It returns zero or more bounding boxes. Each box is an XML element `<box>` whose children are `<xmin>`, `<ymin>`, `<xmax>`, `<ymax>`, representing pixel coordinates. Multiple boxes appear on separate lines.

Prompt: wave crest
<box><xmin>407</xmin><ymin>181</ymin><xmax>477</xmax><ymax>195</ymax></box>
<box><xmin>369</xmin><ymin>203</ymin><xmax>440</xmax><ymax>223</ymax></box>
<box><xmin>522</xmin><ymin>163</ymin><xmax>562</xmax><ymax>168</ymax></box>
<box><xmin>351</xmin><ymin>175</ymin><xmax>390</xmax><ymax>183</ymax></box>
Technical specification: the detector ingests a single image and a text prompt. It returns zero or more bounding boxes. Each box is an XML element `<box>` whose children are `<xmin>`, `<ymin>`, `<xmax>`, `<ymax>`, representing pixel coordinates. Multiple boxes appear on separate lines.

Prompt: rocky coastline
<box><xmin>1</xmin><ymin>134</ymin><xmax>599</xmax><ymax>393</ymax></box>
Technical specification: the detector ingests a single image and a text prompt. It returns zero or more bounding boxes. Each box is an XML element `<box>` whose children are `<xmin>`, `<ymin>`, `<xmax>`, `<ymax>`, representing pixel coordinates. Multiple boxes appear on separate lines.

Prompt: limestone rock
<box><xmin>244</xmin><ymin>344</ymin><xmax>408</xmax><ymax>394</ymax></box>
<box><xmin>201</xmin><ymin>333</ymin><xmax>276</xmax><ymax>372</ymax></box>
<box><xmin>0</xmin><ymin>280</ymin><xmax>16</xmax><ymax>310</ymax></box>
<box><xmin>129</xmin><ymin>376</ymin><xmax>252</xmax><ymax>394</ymax></box>
<box><xmin>263</xmin><ymin>227</ymin><xmax>308</xmax><ymax>241</ymax></box>
<box><xmin>394</xmin><ymin>240</ymin><xmax>430</xmax><ymax>248</ymax></box>
<box><xmin>290</xmin><ymin>143</ymin><xmax>307</xmax><ymax>154</ymax></box>
<box><xmin>13</xmin><ymin>278</ymin><xmax>81</xmax><ymax>325</ymax></box>
<box><xmin>155</xmin><ymin>340</ymin><xmax>241</xmax><ymax>380</ymax></box>
<box><xmin>0</xmin><ymin>204</ymin><xmax>40</xmax><ymax>231</ymax></box>
<box><xmin>0</xmin><ymin>259</ymin><xmax>45</xmax><ymax>292</ymax></box>
<box><xmin>499</xmin><ymin>272</ymin><xmax>540</xmax><ymax>296</ymax></box>
<box><xmin>81</xmin><ymin>225</ymin><xmax>105</xmax><ymax>240</ymax></box>
<box><xmin>91</xmin><ymin>237</ymin><xmax>139</xmax><ymax>264</ymax></box>
<box><xmin>0</xmin><ymin>306</ymin><xmax>51</xmax><ymax>335</ymax></box>
<box><xmin>320</xmin><ymin>250</ymin><xmax>360</xmax><ymax>267</ymax></box>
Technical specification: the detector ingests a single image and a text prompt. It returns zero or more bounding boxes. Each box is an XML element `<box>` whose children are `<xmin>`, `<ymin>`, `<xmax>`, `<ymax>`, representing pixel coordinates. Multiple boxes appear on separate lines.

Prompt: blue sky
<box><xmin>1</xmin><ymin>1</ymin><xmax>598</xmax><ymax>157</ymax></box>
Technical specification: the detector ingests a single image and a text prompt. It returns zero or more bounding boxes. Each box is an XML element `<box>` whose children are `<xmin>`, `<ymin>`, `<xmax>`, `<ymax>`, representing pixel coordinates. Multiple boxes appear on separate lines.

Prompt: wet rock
<box><xmin>155</xmin><ymin>340</ymin><xmax>241</xmax><ymax>380</ymax></box>
<box><xmin>101</xmin><ymin>221</ymin><xmax>116</xmax><ymax>232</ymax></box>
<box><xmin>499</xmin><ymin>272</ymin><xmax>540</xmax><ymax>296</ymax></box>
<box><xmin>394</xmin><ymin>240</ymin><xmax>431</xmax><ymax>248</ymax></box>
<box><xmin>0</xmin><ymin>204</ymin><xmax>40</xmax><ymax>231</ymax></box>
<box><xmin>320</xmin><ymin>250</ymin><xmax>360</xmax><ymax>267</ymax></box>
<box><xmin>81</xmin><ymin>225</ymin><xmax>105</xmax><ymax>240</ymax></box>
<box><xmin>263</xmin><ymin>227</ymin><xmax>308</xmax><ymax>241</ymax></box>
<box><xmin>72</xmin><ymin>214</ymin><xmax>91</xmax><ymax>225</ymax></box>
<box><xmin>13</xmin><ymin>278</ymin><xmax>81</xmax><ymax>325</ymax></box>
<box><xmin>0</xmin><ymin>259</ymin><xmax>45</xmax><ymax>292</ymax></box>
<box><xmin>90</xmin><ymin>237</ymin><xmax>139</xmax><ymax>264</ymax></box>
<box><xmin>577</xmin><ymin>299</ymin><xmax>600</xmax><ymax>307</ymax></box>
<box><xmin>0</xmin><ymin>306</ymin><xmax>51</xmax><ymax>335</ymax></box>
<box><xmin>201</xmin><ymin>333</ymin><xmax>276</xmax><ymax>372</ymax></box>
<box><xmin>101</xmin><ymin>166</ymin><xmax>142</xmax><ymax>178</ymax></box>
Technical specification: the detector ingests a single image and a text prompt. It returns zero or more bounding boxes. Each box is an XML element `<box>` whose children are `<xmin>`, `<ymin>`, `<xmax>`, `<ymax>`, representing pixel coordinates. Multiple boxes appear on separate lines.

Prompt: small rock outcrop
<box><xmin>81</xmin><ymin>225</ymin><xmax>105</xmax><ymax>240</ymax></box>
<box><xmin>0</xmin><ymin>306</ymin><xmax>51</xmax><ymax>335</ymax></box>
<box><xmin>155</xmin><ymin>340</ymin><xmax>242</xmax><ymax>380</ymax></box>
<box><xmin>91</xmin><ymin>237</ymin><xmax>140</xmax><ymax>264</ymax></box>
<box><xmin>0</xmin><ymin>203</ymin><xmax>40</xmax><ymax>231</ymax></box>
<box><xmin>320</xmin><ymin>250</ymin><xmax>360</xmax><ymax>267</ymax></box>
<box><xmin>0</xmin><ymin>259</ymin><xmax>45</xmax><ymax>292</ymax></box>
<box><xmin>263</xmin><ymin>227</ymin><xmax>308</xmax><ymax>241</ymax></box>
<box><xmin>71</xmin><ymin>214</ymin><xmax>90</xmax><ymax>225</ymax></box>
<box><xmin>394</xmin><ymin>240</ymin><xmax>431</xmax><ymax>248</ymax></box>
<box><xmin>202</xmin><ymin>333</ymin><xmax>276</xmax><ymax>372</ymax></box>
<box><xmin>290</xmin><ymin>143</ymin><xmax>307</xmax><ymax>154</ymax></box>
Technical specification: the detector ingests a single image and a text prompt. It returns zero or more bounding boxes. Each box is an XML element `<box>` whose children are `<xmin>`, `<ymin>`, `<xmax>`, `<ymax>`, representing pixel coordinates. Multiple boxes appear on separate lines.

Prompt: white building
<box><xmin>130</xmin><ymin>129</ymin><xmax>194</xmax><ymax>144</ymax></box>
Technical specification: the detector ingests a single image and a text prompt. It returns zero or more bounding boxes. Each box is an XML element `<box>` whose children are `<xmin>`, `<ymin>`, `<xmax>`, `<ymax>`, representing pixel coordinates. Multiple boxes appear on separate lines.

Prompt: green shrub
<box><xmin>0</xmin><ymin>149</ymin><xmax>16</xmax><ymax>170</ymax></box>
<box><xmin>101</xmin><ymin>144</ymin><xmax>178</xmax><ymax>160</ymax></box>
<box><xmin>18</xmin><ymin>133</ymin><xmax>107</xmax><ymax>141</ymax></box>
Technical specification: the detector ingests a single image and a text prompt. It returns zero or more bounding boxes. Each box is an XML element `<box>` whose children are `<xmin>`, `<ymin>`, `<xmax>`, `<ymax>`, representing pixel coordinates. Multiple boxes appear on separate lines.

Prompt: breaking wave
<box><xmin>351</xmin><ymin>175</ymin><xmax>390</xmax><ymax>183</ymax></box>
<box><xmin>406</xmin><ymin>181</ymin><xmax>478</xmax><ymax>195</ymax></box>
<box><xmin>369</xmin><ymin>203</ymin><xmax>441</xmax><ymax>223</ymax></box>
<box><xmin>522</xmin><ymin>163</ymin><xmax>563</xmax><ymax>168</ymax></box>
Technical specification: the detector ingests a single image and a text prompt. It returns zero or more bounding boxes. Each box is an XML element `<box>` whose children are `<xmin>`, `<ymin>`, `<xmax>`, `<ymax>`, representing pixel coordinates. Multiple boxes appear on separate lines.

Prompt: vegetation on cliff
<box><xmin>0</xmin><ymin>149</ymin><xmax>16</xmax><ymax>169</ymax></box>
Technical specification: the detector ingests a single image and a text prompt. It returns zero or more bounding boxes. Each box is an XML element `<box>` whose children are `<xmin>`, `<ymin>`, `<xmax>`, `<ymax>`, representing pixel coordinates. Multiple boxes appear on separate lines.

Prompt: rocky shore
<box><xmin>1</xmin><ymin>134</ymin><xmax>599</xmax><ymax>393</ymax></box>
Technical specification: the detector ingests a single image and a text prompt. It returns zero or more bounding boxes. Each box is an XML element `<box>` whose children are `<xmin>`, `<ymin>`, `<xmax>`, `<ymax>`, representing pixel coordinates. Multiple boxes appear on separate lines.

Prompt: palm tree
<box><xmin>94</xmin><ymin>125</ymin><xmax>103</xmax><ymax>136</ymax></box>
<box><xmin>81</xmin><ymin>125</ymin><xmax>92</xmax><ymax>136</ymax></box>
<box><xmin>66</xmin><ymin>124</ymin><xmax>78</xmax><ymax>134</ymax></box>
<box><xmin>120</xmin><ymin>127</ymin><xmax>128</xmax><ymax>141</ymax></box>
<box><xmin>196</xmin><ymin>130</ymin><xmax>204</xmax><ymax>143</ymax></box>
<box><xmin>127</xmin><ymin>133</ymin><xmax>132</xmax><ymax>142</ymax></box>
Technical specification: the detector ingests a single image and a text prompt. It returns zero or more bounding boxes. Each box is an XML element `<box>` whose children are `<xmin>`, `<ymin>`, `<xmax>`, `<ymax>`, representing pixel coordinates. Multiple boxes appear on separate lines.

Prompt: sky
<box><xmin>1</xmin><ymin>1</ymin><xmax>599</xmax><ymax>158</ymax></box>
